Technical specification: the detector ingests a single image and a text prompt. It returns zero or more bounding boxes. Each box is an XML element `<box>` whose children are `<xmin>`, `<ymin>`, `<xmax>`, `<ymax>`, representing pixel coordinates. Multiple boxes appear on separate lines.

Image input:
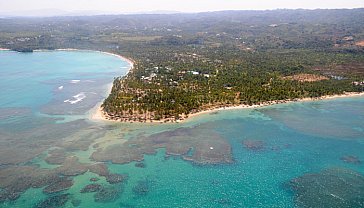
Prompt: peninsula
<box><xmin>1</xmin><ymin>9</ymin><xmax>364</xmax><ymax>123</ymax></box>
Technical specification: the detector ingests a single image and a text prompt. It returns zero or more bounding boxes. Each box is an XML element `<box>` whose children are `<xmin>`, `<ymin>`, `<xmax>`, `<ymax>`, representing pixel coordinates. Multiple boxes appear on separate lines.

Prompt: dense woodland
<box><xmin>1</xmin><ymin>9</ymin><xmax>364</xmax><ymax>121</ymax></box>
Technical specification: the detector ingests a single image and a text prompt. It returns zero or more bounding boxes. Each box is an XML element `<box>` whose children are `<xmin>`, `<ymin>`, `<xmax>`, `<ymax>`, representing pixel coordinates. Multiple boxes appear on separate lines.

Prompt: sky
<box><xmin>0</xmin><ymin>0</ymin><xmax>363</xmax><ymax>15</ymax></box>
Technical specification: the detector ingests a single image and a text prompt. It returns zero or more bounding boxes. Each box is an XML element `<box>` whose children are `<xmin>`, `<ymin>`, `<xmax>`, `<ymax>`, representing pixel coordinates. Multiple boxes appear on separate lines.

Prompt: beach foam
<box><xmin>70</xmin><ymin>80</ymin><xmax>81</xmax><ymax>84</ymax></box>
<box><xmin>64</xmin><ymin>93</ymin><xmax>86</xmax><ymax>104</ymax></box>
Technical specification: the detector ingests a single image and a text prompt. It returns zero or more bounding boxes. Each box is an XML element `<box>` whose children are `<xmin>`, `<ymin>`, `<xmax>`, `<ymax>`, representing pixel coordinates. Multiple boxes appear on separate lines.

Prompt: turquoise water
<box><xmin>0</xmin><ymin>51</ymin><xmax>364</xmax><ymax>208</ymax></box>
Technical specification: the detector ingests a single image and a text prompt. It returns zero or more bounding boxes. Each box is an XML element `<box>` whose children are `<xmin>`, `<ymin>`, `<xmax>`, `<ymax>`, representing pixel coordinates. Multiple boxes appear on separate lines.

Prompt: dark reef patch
<box><xmin>71</xmin><ymin>199</ymin><xmax>81</xmax><ymax>207</ymax></box>
<box><xmin>132</xmin><ymin>180</ymin><xmax>152</xmax><ymax>197</ymax></box>
<box><xmin>88</xmin><ymin>163</ymin><xmax>110</xmax><ymax>177</ymax></box>
<box><xmin>119</xmin><ymin>202</ymin><xmax>136</xmax><ymax>208</ymax></box>
<box><xmin>0</xmin><ymin>190</ymin><xmax>20</xmax><ymax>202</ymax></box>
<box><xmin>106</xmin><ymin>174</ymin><xmax>128</xmax><ymax>184</ymax></box>
<box><xmin>34</xmin><ymin>194</ymin><xmax>70</xmax><ymax>208</ymax></box>
<box><xmin>94</xmin><ymin>186</ymin><xmax>120</xmax><ymax>203</ymax></box>
<box><xmin>0</xmin><ymin>119</ymin><xmax>90</xmax><ymax>165</ymax></box>
<box><xmin>0</xmin><ymin>190</ymin><xmax>7</xmax><ymax>202</ymax></box>
<box><xmin>243</xmin><ymin>140</ymin><xmax>265</xmax><ymax>151</ymax></box>
<box><xmin>0</xmin><ymin>119</ymin><xmax>112</xmax><ymax>202</ymax></box>
<box><xmin>45</xmin><ymin>148</ymin><xmax>67</xmax><ymax>165</ymax></box>
<box><xmin>60</xmin><ymin>127</ymin><xmax>106</xmax><ymax>151</ymax></box>
<box><xmin>43</xmin><ymin>178</ymin><xmax>73</xmax><ymax>194</ymax></box>
<box><xmin>0</xmin><ymin>166</ymin><xmax>58</xmax><ymax>201</ymax></box>
<box><xmin>288</xmin><ymin>168</ymin><xmax>364</xmax><ymax>208</ymax></box>
<box><xmin>340</xmin><ymin>155</ymin><xmax>361</xmax><ymax>165</ymax></box>
<box><xmin>135</xmin><ymin>162</ymin><xmax>145</xmax><ymax>168</ymax></box>
<box><xmin>0</xmin><ymin>159</ymin><xmax>117</xmax><ymax>203</ymax></box>
<box><xmin>92</xmin><ymin>126</ymin><xmax>232</xmax><ymax>165</ymax></box>
<box><xmin>80</xmin><ymin>184</ymin><xmax>102</xmax><ymax>193</ymax></box>
<box><xmin>56</xmin><ymin>156</ymin><xmax>88</xmax><ymax>176</ymax></box>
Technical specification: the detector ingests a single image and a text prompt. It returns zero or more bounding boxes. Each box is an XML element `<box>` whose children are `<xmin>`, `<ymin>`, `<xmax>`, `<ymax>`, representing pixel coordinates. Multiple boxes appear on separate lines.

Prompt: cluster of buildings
<box><xmin>352</xmin><ymin>81</ymin><xmax>364</xmax><ymax>86</ymax></box>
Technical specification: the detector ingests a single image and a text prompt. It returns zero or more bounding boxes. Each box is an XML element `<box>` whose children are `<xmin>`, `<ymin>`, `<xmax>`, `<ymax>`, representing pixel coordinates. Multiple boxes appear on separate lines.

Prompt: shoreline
<box><xmin>3</xmin><ymin>48</ymin><xmax>362</xmax><ymax>124</ymax></box>
<box><xmin>55</xmin><ymin>49</ymin><xmax>135</xmax><ymax>68</ymax></box>
<box><xmin>92</xmin><ymin>91</ymin><xmax>364</xmax><ymax>124</ymax></box>
<box><xmin>185</xmin><ymin>92</ymin><xmax>364</xmax><ymax>121</ymax></box>
<box><xmin>0</xmin><ymin>48</ymin><xmax>135</xmax><ymax>67</ymax></box>
<box><xmin>0</xmin><ymin>48</ymin><xmax>135</xmax><ymax>123</ymax></box>
<box><xmin>47</xmin><ymin>48</ymin><xmax>135</xmax><ymax>123</ymax></box>
<box><xmin>79</xmin><ymin>50</ymin><xmax>134</xmax><ymax>122</ymax></box>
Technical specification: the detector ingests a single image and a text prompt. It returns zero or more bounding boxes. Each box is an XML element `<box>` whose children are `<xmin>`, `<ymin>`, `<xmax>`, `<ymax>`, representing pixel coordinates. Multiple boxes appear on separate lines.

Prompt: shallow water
<box><xmin>0</xmin><ymin>51</ymin><xmax>363</xmax><ymax>208</ymax></box>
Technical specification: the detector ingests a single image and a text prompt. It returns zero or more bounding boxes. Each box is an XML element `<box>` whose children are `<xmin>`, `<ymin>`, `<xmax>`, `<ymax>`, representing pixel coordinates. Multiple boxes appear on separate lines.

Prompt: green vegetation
<box><xmin>1</xmin><ymin>9</ymin><xmax>364</xmax><ymax>121</ymax></box>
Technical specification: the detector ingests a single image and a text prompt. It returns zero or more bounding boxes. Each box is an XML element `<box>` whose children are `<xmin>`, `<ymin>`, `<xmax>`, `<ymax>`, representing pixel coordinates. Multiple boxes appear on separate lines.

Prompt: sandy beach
<box><xmin>0</xmin><ymin>48</ymin><xmax>10</xmax><ymax>51</ymax></box>
<box><xmin>48</xmin><ymin>50</ymin><xmax>364</xmax><ymax>124</ymax></box>
<box><xmin>85</xmin><ymin>50</ymin><xmax>135</xmax><ymax>122</ymax></box>
<box><xmin>99</xmin><ymin>51</ymin><xmax>135</xmax><ymax>68</ymax></box>
<box><xmin>186</xmin><ymin>92</ymin><xmax>364</xmax><ymax>121</ymax></box>
<box><xmin>54</xmin><ymin>49</ymin><xmax>135</xmax><ymax>123</ymax></box>
<box><xmin>56</xmin><ymin>49</ymin><xmax>135</xmax><ymax>68</ymax></box>
<box><xmin>91</xmin><ymin>91</ymin><xmax>364</xmax><ymax>124</ymax></box>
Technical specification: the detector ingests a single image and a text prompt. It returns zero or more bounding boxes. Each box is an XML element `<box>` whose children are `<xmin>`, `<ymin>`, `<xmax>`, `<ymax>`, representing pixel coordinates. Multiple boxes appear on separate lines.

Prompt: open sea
<box><xmin>0</xmin><ymin>50</ymin><xmax>363</xmax><ymax>208</ymax></box>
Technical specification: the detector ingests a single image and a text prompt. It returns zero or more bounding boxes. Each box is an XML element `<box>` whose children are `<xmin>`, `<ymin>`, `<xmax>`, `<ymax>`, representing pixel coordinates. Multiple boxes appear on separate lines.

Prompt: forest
<box><xmin>1</xmin><ymin>9</ymin><xmax>364</xmax><ymax>121</ymax></box>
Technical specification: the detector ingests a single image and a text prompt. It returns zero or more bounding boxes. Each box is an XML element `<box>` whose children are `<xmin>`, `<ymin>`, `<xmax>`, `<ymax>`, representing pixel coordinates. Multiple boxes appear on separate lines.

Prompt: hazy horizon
<box><xmin>0</xmin><ymin>0</ymin><xmax>363</xmax><ymax>16</ymax></box>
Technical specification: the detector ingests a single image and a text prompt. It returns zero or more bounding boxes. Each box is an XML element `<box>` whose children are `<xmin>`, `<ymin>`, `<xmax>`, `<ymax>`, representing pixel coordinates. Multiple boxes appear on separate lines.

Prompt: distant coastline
<box><xmin>55</xmin><ymin>49</ymin><xmax>135</xmax><ymax>68</ymax></box>
<box><xmin>0</xmin><ymin>48</ymin><xmax>135</xmax><ymax>68</ymax></box>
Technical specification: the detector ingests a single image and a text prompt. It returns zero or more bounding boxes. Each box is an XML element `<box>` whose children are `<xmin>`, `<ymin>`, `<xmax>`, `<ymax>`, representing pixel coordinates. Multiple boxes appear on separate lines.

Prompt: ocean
<box><xmin>0</xmin><ymin>51</ymin><xmax>363</xmax><ymax>208</ymax></box>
